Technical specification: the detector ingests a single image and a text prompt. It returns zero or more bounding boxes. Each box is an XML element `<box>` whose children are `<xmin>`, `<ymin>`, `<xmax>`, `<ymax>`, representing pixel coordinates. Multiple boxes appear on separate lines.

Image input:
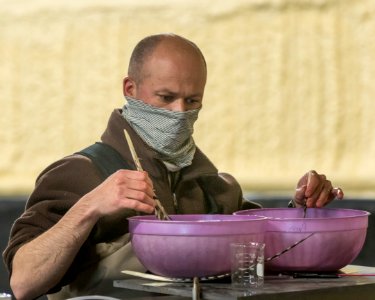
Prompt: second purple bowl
<box><xmin>234</xmin><ymin>208</ymin><xmax>369</xmax><ymax>272</ymax></box>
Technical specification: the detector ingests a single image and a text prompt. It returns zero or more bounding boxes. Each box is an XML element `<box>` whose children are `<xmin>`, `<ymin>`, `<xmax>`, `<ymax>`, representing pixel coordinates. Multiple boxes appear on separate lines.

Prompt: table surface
<box><xmin>114</xmin><ymin>265</ymin><xmax>375</xmax><ymax>300</ymax></box>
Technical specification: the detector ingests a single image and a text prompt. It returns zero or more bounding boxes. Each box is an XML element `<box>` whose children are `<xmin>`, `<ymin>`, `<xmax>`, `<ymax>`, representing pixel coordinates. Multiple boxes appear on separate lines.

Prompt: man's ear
<box><xmin>123</xmin><ymin>77</ymin><xmax>136</xmax><ymax>97</ymax></box>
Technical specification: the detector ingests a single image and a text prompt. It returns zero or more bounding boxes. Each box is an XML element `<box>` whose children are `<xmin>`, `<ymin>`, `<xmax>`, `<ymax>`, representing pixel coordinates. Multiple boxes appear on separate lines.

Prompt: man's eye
<box><xmin>187</xmin><ymin>98</ymin><xmax>200</xmax><ymax>105</ymax></box>
<box><xmin>159</xmin><ymin>95</ymin><xmax>174</xmax><ymax>102</ymax></box>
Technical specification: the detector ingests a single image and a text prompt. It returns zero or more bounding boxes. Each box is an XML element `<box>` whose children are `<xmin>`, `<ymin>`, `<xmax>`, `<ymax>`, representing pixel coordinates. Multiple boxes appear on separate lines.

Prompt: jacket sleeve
<box><xmin>2</xmin><ymin>155</ymin><xmax>136</xmax><ymax>293</ymax></box>
<box><xmin>195</xmin><ymin>172</ymin><xmax>260</xmax><ymax>214</ymax></box>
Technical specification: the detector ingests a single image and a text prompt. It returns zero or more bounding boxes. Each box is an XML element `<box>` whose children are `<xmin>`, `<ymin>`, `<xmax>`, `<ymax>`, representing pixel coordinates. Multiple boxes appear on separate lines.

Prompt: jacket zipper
<box><xmin>168</xmin><ymin>171</ymin><xmax>180</xmax><ymax>213</ymax></box>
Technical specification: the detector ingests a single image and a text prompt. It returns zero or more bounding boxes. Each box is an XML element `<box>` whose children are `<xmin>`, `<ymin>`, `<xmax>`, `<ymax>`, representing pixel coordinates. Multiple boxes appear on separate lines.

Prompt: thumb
<box><xmin>293</xmin><ymin>184</ymin><xmax>307</xmax><ymax>207</ymax></box>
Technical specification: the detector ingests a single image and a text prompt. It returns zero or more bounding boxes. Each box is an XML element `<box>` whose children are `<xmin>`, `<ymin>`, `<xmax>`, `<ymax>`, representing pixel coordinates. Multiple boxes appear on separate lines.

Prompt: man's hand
<box><xmin>82</xmin><ymin>169</ymin><xmax>156</xmax><ymax>217</ymax></box>
<box><xmin>293</xmin><ymin>170</ymin><xmax>344</xmax><ymax>208</ymax></box>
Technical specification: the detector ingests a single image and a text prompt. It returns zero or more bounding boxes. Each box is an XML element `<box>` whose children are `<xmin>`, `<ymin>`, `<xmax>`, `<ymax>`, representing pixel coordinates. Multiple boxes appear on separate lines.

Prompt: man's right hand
<box><xmin>81</xmin><ymin>169</ymin><xmax>156</xmax><ymax>217</ymax></box>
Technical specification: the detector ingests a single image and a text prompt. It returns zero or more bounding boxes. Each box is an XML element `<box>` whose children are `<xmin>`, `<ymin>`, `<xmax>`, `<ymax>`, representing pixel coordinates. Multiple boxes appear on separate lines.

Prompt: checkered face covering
<box><xmin>122</xmin><ymin>96</ymin><xmax>201</xmax><ymax>169</ymax></box>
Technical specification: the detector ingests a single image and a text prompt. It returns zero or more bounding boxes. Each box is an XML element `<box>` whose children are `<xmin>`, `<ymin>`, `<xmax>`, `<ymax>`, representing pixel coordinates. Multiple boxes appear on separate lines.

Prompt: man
<box><xmin>3</xmin><ymin>33</ymin><xmax>343</xmax><ymax>300</ymax></box>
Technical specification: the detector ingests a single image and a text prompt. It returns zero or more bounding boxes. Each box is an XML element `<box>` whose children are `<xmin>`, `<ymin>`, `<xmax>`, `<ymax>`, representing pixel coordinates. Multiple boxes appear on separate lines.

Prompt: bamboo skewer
<box><xmin>124</xmin><ymin>129</ymin><xmax>171</xmax><ymax>220</ymax></box>
<box><xmin>302</xmin><ymin>171</ymin><xmax>314</xmax><ymax>218</ymax></box>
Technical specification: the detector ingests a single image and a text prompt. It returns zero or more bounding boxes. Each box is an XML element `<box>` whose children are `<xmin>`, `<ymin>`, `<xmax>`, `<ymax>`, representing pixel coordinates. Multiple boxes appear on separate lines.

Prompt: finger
<box><xmin>296</xmin><ymin>171</ymin><xmax>310</xmax><ymax>188</ymax></box>
<box><xmin>307</xmin><ymin>186</ymin><xmax>328</xmax><ymax>207</ymax></box>
<box><xmin>293</xmin><ymin>185</ymin><xmax>307</xmax><ymax>207</ymax></box>
<box><xmin>141</xmin><ymin>171</ymin><xmax>154</xmax><ymax>188</ymax></box>
<box><xmin>305</xmin><ymin>171</ymin><xmax>326</xmax><ymax>199</ymax></box>
<box><xmin>113</xmin><ymin>170</ymin><xmax>154</xmax><ymax>196</ymax></box>
<box><xmin>294</xmin><ymin>170</ymin><xmax>314</xmax><ymax>206</ymax></box>
<box><xmin>124</xmin><ymin>179</ymin><xmax>154</xmax><ymax>198</ymax></box>
<box><xmin>115</xmin><ymin>169</ymin><xmax>152</xmax><ymax>183</ymax></box>
<box><xmin>123</xmin><ymin>198</ymin><xmax>155</xmax><ymax>213</ymax></box>
<box><xmin>331</xmin><ymin>187</ymin><xmax>344</xmax><ymax>200</ymax></box>
<box><xmin>135</xmin><ymin>171</ymin><xmax>155</xmax><ymax>192</ymax></box>
<box><xmin>314</xmin><ymin>182</ymin><xmax>334</xmax><ymax>208</ymax></box>
<box><xmin>124</xmin><ymin>187</ymin><xmax>154</xmax><ymax>202</ymax></box>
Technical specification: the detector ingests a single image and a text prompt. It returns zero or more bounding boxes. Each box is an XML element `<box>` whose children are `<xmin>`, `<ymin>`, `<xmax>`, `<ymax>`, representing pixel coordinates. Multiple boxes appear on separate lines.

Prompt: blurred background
<box><xmin>1</xmin><ymin>0</ymin><xmax>375</xmax><ymax>295</ymax></box>
<box><xmin>1</xmin><ymin>0</ymin><xmax>375</xmax><ymax>196</ymax></box>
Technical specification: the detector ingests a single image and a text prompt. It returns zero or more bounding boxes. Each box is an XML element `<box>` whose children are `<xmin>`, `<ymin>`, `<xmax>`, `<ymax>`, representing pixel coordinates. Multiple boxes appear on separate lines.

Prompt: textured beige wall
<box><xmin>1</xmin><ymin>0</ymin><xmax>375</xmax><ymax>196</ymax></box>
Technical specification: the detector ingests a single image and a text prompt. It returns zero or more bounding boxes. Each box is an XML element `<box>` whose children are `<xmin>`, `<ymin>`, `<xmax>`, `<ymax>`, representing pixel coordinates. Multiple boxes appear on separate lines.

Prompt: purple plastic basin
<box><xmin>234</xmin><ymin>208</ymin><xmax>370</xmax><ymax>272</ymax></box>
<box><xmin>128</xmin><ymin>214</ymin><xmax>267</xmax><ymax>278</ymax></box>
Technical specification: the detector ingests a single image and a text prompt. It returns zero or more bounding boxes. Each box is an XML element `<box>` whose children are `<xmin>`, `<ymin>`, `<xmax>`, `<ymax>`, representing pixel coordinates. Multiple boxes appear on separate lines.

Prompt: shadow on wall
<box><xmin>1</xmin><ymin>196</ymin><xmax>374</xmax><ymax>296</ymax></box>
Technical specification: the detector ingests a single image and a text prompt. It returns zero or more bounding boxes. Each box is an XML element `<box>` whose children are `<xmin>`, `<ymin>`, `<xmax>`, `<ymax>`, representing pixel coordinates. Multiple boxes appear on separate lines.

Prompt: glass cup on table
<box><xmin>230</xmin><ymin>242</ymin><xmax>265</xmax><ymax>289</ymax></box>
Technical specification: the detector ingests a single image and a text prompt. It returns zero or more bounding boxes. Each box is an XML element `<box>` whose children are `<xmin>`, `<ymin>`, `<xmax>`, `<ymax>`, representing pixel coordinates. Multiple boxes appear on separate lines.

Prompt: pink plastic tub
<box><xmin>128</xmin><ymin>214</ymin><xmax>267</xmax><ymax>278</ymax></box>
<box><xmin>234</xmin><ymin>208</ymin><xmax>369</xmax><ymax>272</ymax></box>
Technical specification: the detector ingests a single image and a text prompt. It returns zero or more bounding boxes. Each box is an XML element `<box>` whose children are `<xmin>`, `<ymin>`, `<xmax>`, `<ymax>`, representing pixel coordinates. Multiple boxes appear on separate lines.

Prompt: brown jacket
<box><xmin>3</xmin><ymin>109</ymin><xmax>256</xmax><ymax>297</ymax></box>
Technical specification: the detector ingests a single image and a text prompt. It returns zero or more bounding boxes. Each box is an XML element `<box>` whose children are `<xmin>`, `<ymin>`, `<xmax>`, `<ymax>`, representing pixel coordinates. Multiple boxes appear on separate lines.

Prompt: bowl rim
<box><xmin>234</xmin><ymin>207</ymin><xmax>371</xmax><ymax>221</ymax></box>
<box><xmin>128</xmin><ymin>214</ymin><xmax>268</xmax><ymax>223</ymax></box>
<box><xmin>128</xmin><ymin>214</ymin><xmax>268</xmax><ymax>236</ymax></box>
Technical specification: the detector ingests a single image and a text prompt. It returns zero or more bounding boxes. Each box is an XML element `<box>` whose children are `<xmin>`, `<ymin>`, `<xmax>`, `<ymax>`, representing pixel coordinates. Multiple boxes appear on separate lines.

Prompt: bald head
<box><xmin>128</xmin><ymin>33</ymin><xmax>207</xmax><ymax>84</ymax></box>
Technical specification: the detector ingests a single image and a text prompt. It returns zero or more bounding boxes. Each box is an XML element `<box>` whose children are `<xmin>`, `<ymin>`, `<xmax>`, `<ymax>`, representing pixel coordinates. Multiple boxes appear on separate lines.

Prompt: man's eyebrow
<box><xmin>155</xmin><ymin>89</ymin><xmax>203</xmax><ymax>99</ymax></box>
<box><xmin>155</xmin><ymin>88</ymin><xmax>176</xmax><ymax>94</ymax></box>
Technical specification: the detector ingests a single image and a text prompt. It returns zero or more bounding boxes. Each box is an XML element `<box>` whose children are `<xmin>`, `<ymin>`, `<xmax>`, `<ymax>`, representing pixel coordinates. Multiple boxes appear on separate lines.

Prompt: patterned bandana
<box><xmin>122</xmin><ymin>96</ymin><xmax>201</xmax><ymax>169</ymax></box>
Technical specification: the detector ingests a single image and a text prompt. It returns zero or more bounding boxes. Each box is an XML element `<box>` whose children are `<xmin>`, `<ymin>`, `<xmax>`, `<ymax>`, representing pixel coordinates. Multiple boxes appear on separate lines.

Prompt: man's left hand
<box><xmin>293</xmin><ymin>170</ymin><xmax>344</xmax><ymax>208</ymax></box>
